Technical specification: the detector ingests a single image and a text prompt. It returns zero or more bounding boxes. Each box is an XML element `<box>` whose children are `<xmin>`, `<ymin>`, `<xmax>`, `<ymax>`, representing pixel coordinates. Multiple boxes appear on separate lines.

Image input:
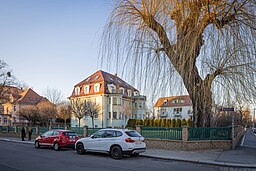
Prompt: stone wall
<box><xmin>145</xmin><ymin>138</ymin><xmax>232</xmax><ymax>151</ymax></box>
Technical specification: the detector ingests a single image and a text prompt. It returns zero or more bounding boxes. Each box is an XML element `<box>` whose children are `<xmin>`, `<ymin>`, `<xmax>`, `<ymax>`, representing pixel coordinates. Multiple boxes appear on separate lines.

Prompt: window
<box><xmin>85</xmin><ymin>77</ymin><xmax>91</xmax><ymax>82</ymax></box>
<box><xmin>75</xmin><ymin>87</ymin><xmax>80</xmax><ymax>95</ymax></box>
<box><xmin>4</xmin><ymin>118</ymin><xmax>7</xmax><ymax>124</ymax></box>
<box><xmin>95</xmin><ymin>125</ymin><xmax>98</xmax><ymax>128</ymax></box>
<box><xmin>103</xmin><ymin>130</ymin><xmax>115</xmax><ymax>138</ymax></box>
<box><xmin>43</xmin><ymin>130</ymin><xmax>54</xmax><ymax>137</ymax></box>
<box><xmin>119</xmin><ymin>98</ymin><xmax>122</xmax><ymax>105</ymax></box>
<box><xmin>109</xmin><ymin>77</ymin><xmax>113</xmax><ymax>81</ymax></box>
<box><xmin>13</xmin><ymin>105</ymin><xmax>16</xmax><ymax>112</ymax></box>
<box><xmin>63</xmin><ymin>132</ymin><xmax>78</xmax><ymax>136</ymax></box>
<box><xmin>139</xmin><ymin>102</ymin><xmax>142</xmax><ymax>108</ymax></box>
<box><xmin>36</xmin><ymin>98</ymin><xmax>40</xmax><ymax>101</ymax></box>
<box><xmin>94</xmin><ymin>75</ymin><xmax>99</xmax><ymax>80</ymax></box>
<box><xmin>94</xmin><ymin>84</ymin><xmax>100</xmax><ymax>92</ymax></box>
<box><xmin>164</xmin><ymin>100</ymin><xmax>168</xmax><ymax>105</ymax></box>
<box><xmin>0</xmin><ymin>118</ymin><xmax>2</xmax><ymax>123</ymax></box>
<box><xmin>53</xmin><ymin>131</ymin><xmax>61</xmax><ymax>135</ymax></box>
<box><xmin>114</xmin><ymin>131</ymin><xmax>123</xmax><ymax>137</ymax></box>
<box><xmin>119</xmin><ymin>88</ymin><xmax>124</xmax><ymax>95</ymax></box>
<box><xmin>108</xmin><ymin>112</ymin><xmax>111</xmax><ymax>119</ymax></box>
<box><xmin>108</xmin><ymin>98</ymin><xmax>111</xmax><ymax>104</ymax></box>
<box><xmin>84</xmin><ymin>85</ymin><xmax>90</xmax><ymax>94</ymax></box>
<box><xmin>113</xmin><ymin>97</ymin><xmax>117</xmax><ymax>105</ymax></box>
<box><xmin>125</xmin><ymin>131</ymin><xmax>141</xmax><ymax>137</ymax></box>
<box><xmin>127</xmin><ymin>90</ymin><xmax>132</xmax><ymax>97</ymax></box>
<box><xmin>119</xmin><ymin>112</ymin><xmax>122</xmax><ymax>119</ymax></box>
<box><xmin>29</xmin><ymin>97</ymin><xmax>33</xmax><ymax>101</ymax></box>
<box><xmin>113</xmin><ymin>112</ymin><xmax>117</xmax><ymax>119</ymax></box>
<box><xmin>93</xmin><ymin>130</ymin><xmax>105</xmax><ymax>138</ymax></box>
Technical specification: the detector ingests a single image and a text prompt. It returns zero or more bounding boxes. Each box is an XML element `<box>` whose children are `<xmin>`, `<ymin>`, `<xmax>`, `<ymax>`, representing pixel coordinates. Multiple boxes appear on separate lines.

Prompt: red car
<box><xmin>35</xmin><ymin>129</ymin><xmax>79</xmax><ymax>151</ymax></box>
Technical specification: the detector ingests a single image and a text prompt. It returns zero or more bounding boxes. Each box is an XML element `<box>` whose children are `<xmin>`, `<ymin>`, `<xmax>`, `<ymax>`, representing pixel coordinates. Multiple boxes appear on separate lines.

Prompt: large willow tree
<box><xmin>102</xmin><ymin>0</ymin><xmax>256</xmax><ymax>127</ymax></box>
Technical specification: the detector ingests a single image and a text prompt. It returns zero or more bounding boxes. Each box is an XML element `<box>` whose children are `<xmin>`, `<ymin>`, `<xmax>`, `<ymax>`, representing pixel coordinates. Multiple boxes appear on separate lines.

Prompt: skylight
<box><xmin>86</xmin><ymin>77</ymin><xmax>91</xmax><ymax>82</ymax></box>
<box><xmin>94</xmin><ymin>75</ymin><xmax>99</xmax><ymax>80</ymax></box>
<box><xmin>109</xmin><ymin>77</ymin><xmax>113</xmax><ymax>81</ymax></box>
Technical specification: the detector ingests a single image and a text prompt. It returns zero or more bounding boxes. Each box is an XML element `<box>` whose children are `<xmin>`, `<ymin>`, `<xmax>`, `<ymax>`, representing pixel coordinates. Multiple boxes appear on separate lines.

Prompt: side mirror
<box><xmin>90</xmin><ymin>135</ymin><xmax>95</xmax><ymax>139</ymax></box>
<box><xmin>39</xmin><ymin>133</ymin><xmax>43</xmax><ymax>138</ymax></box>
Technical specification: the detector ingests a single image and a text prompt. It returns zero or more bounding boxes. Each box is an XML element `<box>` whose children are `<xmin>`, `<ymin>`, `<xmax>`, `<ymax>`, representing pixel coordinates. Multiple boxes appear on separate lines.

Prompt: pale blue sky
<box><xmin>0</xmin><ymin>0</ymin><xmax>113</xmax><ymax>99</ymax></box>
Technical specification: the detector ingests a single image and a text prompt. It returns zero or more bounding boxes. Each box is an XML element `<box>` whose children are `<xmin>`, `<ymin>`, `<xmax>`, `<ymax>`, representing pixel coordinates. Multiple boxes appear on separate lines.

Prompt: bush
<box><xmin>170</xmin><ymin>119</ymin><xmax>176</xmax><ymax>128</ymax></box>
<box><xmin>166</xmin><ymin>119</ymin><xmax>171</xmax><ymax>127</ymax></box>
<box><xmin>181</xmin><ymin>118</ymin><xmax>187</xmax><ymax>126</ymax></box>
<box><xmin>149</xmin><ymin>118</ymin><xmax>154</xmax><ymax>127</ymax></box>
<box><xmin>187</xmin><ymin>117</ymin><xmax>192</xmax><ymax>127</ymax></box>
<box><xmin>154</xmin><ymin>119</ymin><xmax>159</xmax><ymax>127</ymax></box>
<box><xmin>161</xmin><ymin>119</ymin><xmax>166</xmax><ymax>127</ymax></box>
<box><xmin>126</xmin><ymin>119</ymin><xmax>136</xmax><ymax>128</ymax></box>
<box><xmin>175</xmin><ymin>118</ymin><xmax>181</xmax><ymax>127</ymax></box>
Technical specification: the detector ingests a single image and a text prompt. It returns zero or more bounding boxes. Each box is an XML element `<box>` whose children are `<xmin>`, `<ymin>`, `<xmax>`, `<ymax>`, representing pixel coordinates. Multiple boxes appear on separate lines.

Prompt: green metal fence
<box><xmin>188</xmin><ymin>127</ymin><xmax>232</xmax><ymax>140</ymax></box>
<box><xmin>87</xmin><ymin>128</ymin><xmax>102</xmax><ymax>136</ymax></box>
<box><xmin>141</xmin><ymin>127</ymin><xmax>182</xmax><ymax>140</ymax></box>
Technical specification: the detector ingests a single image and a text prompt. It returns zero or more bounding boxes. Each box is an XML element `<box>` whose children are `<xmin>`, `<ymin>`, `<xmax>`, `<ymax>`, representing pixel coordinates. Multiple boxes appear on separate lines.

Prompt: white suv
<box><xmin>75</xmin><ymin>128</ymin><xmax>146</xmax><ymax>159</ymax></box>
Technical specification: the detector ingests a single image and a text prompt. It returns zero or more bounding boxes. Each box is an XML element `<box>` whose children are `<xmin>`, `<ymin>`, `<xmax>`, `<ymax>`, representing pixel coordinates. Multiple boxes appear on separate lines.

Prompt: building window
<box><xmin>75</xmin><ymin>87</ymin><xmax>80</xmax><ymax>95</ymax></box>
<box><xmin>127</xmin><ymin>90</ymin><xmax>132</xmax><ymax>97</ymax></box>
<box><xmin>139</xmin><ymin>102</ymin><xmax>142</xmax><ymax>108</ymax></box>
<box><xmin>174</xmin><ymin>108</ymin><xmax>182</xmax><ymax>113</ymax></box>
<box><xmin>113</xmin><ymin>97</ymin><xmax>117</xmax><ymax>105</ymax></box>
<box><xmin>113</xmin><ymin>112</ymin><xmax>117</xmax><ymax>119</ymax></box>
<box><xmin>164</xmin><ymin>100</ymin><xmax>168</xmax><ymax>105</ymax></box>
<box><xmin>0</xmin><ymin>118</ymin><xmax>1</xmax><ymax>123</ymax></box>
<box><xmin>4</xmin><ymin>118</ymin><xmax>7</xmax><ymax>124</ymax></box>
<box><xmin>85</xmin><ymin>77</ymin><xmax>91</xmax><ymax>82</ymax></box>
<box><xmin>84</xmin><ymin>85</ymin><xmax>90</xmax><ymax>94</ymax></box>
<box><xmin>109</xmin><ymin>98</ymin><xmax>111</xmax><ymax>104</ymax></box>
<box><xmin>94</xmin><ymin>84</ymin><xmax>100</xmax><ymax>92</ymax></box>
<box><xmin>29</xmin><ymin>97</ymin><xmax>33</xmax><ymax>101</ymax></box>
<box><xmin>95</xmin><ymin>125</ymin><xmax>98</xmax><ymax>128</ymax></box>
<box><xmin>109</xmin><ymin>112</ymin><xmax>111</xmax><ymax>119</ymax></box>
<box><xmin>94</xmin><ymin>75</ymin><xmax>99</xmax><ymax>80</ymax></box>
<box><xmin>119</xmin><ymin>98</ymin><xmax>122</xmax><ymax>105</ymax></box>
<box><xmin>13</xmin><ymin>105</ymin><xmax>16</xmax><ymax>112</ymax></box>
<box><xmin>119</xmin><ymin>88</ymin><xmax>124</xmax><ymax>95</ymax></box>
<box><xmin>119</xmin><ymin>112</ymin><xmax>122</xmax><ymax>119</ymax></box>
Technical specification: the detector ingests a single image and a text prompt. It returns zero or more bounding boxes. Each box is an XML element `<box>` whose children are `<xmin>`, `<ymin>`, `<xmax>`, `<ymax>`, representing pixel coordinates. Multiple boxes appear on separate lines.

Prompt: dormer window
<box><xmin>164</xmin><ymin>100</ymin><xmax>168</xmax><ymax>105</ymax></box>
<box><xmin>109</xmin><ymin>77</ymin><xmax>113</xmax><ymax>81</ymax></box>
<box><xmin>85</xmin><ymin>77</ymin><xmax>91</xmax><ymax>82</ymax></box>
<box><xmin>119</xmin><ymin>87</ymin><xmax>124</xmax><ymax>95</ymax></box>
<box><xmin>108</xmin><ymin>84</ymin><xmax>116</xmax><ymax>93</ymax></box>
<box><xmin>84</xmin><ymin>85</ymin><xmax>90</xmax><ymax>94</ymax></box>
<box><xmin>94</xmin><ymin>75</ymin><xmax>99</xmax><ymax>80</ymax></box>
<box><xmin>127</xmin><ymin>90</ymin><xmax>132</xmax><ymax>97</ymax></box>
<box><xmin>75</xmin><ymin>87</ymin><xmax>80</xmax><ymax>95</ymax></box>
<box><xmin>94</xmin><ymin>83</ymin><xmax>100</xmax><ymax>93</ymax></box>
<box><xmin>133</xmin><ymin>91</ymin><xmax>139</xmax><ymax>96</ymax></box>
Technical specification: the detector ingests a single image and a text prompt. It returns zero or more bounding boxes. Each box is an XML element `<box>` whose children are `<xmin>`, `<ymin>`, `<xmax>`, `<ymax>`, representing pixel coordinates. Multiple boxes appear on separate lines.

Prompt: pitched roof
<box><xmin>154</xmin><ymin>95</ymin><xmax>192</xmax><ymax>108</ymax></box>
<box><xmin>16</xmin><ymin>88</ymin><xmax>43</xmax><ymax>104</ymax></box>
<box><xmin>70</xmin><ymin>70</ymin><xmax>138</xmax><ymax>98</ymax></box>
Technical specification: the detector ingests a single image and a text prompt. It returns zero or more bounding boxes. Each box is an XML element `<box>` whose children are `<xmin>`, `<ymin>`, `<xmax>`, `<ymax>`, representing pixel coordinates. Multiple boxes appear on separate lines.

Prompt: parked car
<box><xmin>35</xmin><ymin>129</ymin><xmax>79</xmax><ymax>151</ymax></box>
<box><xmin>75</xmin><ymin>128</ymin><xmax>146</xmax><ymax>159</ymax></box>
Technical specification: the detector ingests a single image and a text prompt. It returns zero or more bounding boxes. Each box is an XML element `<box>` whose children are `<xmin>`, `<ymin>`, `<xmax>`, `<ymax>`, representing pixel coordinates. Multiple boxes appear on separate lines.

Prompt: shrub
<box><xmin>166</xmin><ymin>119</ymin><xmax>171</xmax><ymax>127</ymax></box>
<box><xmin>154</xmin><ymin>119</ymin><xmax>159</xmax><ymax>127</ymax></box>
<box><xmin>161</xmin><ymin>119</ymin><xmax>167</xmax><ymax>127</ymax></box>
<box><xmin>170</xmin><ymin>119</ymin><xmax>176</xmax><ymax>128</ymax></box>
<box><xmin>149</xmin><ymin>118</ymin><xmax>154</xmax><ymax>127</ymax></box>
<box><xmin>126</xmin><ymin>119</ymin><xmax>136</xmax><ymax>128</ymax></box>
<box><xmin>187</xmin><ymin>117</ymin><xmax>193</xmax><ymax>127</ymax></box>
<box><xmin>175</xmin><ymin>118</ymin><xmax>181</xmax><ymax>127</ymax></box>
<box><xmin>181</xmin><ymin>118</ymin><xmax>187</xmax><ymax>126</ymax></box>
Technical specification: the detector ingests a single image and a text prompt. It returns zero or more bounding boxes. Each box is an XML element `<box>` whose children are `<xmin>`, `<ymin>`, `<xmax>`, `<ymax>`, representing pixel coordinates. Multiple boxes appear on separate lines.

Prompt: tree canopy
<box><xmin>102</xmin><ymin>0</ymin><xmax>256</xmax><ymax>127</ymax></box>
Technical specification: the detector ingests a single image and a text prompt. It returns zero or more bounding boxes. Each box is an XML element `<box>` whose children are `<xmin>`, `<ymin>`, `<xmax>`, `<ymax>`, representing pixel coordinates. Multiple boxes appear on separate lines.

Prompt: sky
<box><xmin>0</xmin><ymin>0</ymin><xmax>113</xmax><ymax>100</ymax></box>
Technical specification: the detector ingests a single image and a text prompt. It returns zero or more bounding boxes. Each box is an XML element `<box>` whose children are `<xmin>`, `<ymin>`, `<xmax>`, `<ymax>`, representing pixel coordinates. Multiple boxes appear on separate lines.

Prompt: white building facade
<box><xmin>153</xmin><ymin>95</ymin><xmax>193</xmax><ymax>120</ymax></box>
<box><xmin>69</xmin><ymin>70</ymin><xmax>147</xmax><ymax>128</ymax></box>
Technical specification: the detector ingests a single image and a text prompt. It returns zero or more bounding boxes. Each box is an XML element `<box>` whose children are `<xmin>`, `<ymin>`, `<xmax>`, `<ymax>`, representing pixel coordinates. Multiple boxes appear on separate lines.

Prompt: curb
<box><xmin>140</xmin><ymin>154</ymin><xmax>256</xmax><ymax>168</ymax></box>
<box><xmin>0</xmin><ymin>138</ymin><xmax>34</xmax><ymax>145</ymax></box>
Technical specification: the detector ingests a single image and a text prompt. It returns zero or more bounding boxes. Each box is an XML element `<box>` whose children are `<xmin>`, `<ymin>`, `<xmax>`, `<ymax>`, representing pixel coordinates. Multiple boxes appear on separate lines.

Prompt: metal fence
<box><xmin>188</xmin><ymin>127</ymin><xmax>232</xmax><ymax>140</ymax></box>
<box><xmin>141</xmin><ymin>127</ymin><xmax>182</xmax><ymax>140</ymax></box>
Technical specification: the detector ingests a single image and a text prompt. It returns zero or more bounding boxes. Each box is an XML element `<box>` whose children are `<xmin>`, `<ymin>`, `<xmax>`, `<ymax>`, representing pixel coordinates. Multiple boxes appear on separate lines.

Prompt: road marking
<box><xmin>240</xmin><ymin>135</ymin><xmax>245</xmax><ymax>146</ymax></box>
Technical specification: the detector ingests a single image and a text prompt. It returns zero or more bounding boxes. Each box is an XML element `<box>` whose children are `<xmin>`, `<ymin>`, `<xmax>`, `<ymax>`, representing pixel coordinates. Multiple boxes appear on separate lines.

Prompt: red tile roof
<box><xmin>154</xmin><ymin>95</ymin><xmax>192</xmax><ymax>107</ymax></box>
<box><xmin>16</xmin><ymin>88</ymin><xmax>43</xmax><ymax>104</ymax></box>
<box><xmin>70</xmin><ymin>70</ymin><xmax>138</xmax><ymax>98</ymax></box>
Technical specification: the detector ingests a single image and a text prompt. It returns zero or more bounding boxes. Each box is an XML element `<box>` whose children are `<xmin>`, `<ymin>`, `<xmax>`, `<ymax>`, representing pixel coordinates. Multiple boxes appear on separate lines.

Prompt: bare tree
<box><xmin>0</xmin><ymin>60</ymin><xmax>16</xmax><ymax>103</ymax></box>
<box><xmin>102</xmin><ymin>0</ymin><xmax>256</xmax><ymax>127</ymax></box>
<box><xmin>37</xmin><ymin>99</ymin><xmax>57</xmax><ymax>127</ymax></box>
<box><xmin>18</xmin><ymin>105</ymin><xmax>40</xmax><ymax>126</ymax></box>
<box><xmin>84</xmin><ymin>100</ymin><xmax>100</xmax><ymax>129</ymax></box>
<box><xmin>43</xmin><ymin>87</ymin><xmax>64</xmax><ymax>105</ymax></box>
<box><xmin>57</xmin><ymin>101</ymin><xmax>71</xmax><ymax>128</ymax></box>
<box><xmin>70</xmin><ymin>99</ymin><xmax>87</xmax><ymax>130</ymax></box>
<box><xmin>122</xmin><ymin>102</ymin><xmax>133</xmax><ymax>126</ymax></box>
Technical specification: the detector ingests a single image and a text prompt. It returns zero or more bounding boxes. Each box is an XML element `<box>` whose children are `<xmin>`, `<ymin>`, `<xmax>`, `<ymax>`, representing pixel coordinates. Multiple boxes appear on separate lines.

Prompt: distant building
<box><xmin>69</xmin><ymin>70</ymin><xmax>147</xmax><ymax>128</ymax></box>
<box><xmin>154</xmin><ymin>95</ymin><xmax>193</xmax><ymax>120</ymax></box>
<box><xmin>0</xmin><ymin>88</ymin><xmax>50</xmax><ymax>126</ymax></box>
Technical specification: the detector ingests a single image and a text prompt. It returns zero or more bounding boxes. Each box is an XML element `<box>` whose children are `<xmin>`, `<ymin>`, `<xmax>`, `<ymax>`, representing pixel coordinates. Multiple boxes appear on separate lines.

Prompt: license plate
<box><xmin>135</xmin><ymin>140</ymin><xmax>142</xmax><ymax>144</ymax></box>
<box><xmin>69</xmin><ymin>136</ymin><xmax>75</xmax><ymax>141</ymax></box>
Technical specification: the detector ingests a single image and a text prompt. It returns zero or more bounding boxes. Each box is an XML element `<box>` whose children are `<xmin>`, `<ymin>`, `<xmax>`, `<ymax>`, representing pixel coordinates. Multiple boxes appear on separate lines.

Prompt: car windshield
<box><xmin>125</xmin><ymin>131</ymin><xmax>141</xmax><ymax>137</ymax></box>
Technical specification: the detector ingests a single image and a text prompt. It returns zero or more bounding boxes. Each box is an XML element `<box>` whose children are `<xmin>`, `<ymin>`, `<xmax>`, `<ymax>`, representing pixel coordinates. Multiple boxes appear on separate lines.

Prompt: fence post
<box><xmin>83</xmin><ymin>125</ymin><xmax>88</xmax><ymax>137</ymax></box>
<box><xmin>14</xmin><ymin>126</ymin><xmax>17</xmax><ymax>133</ymax></box>
<box><xmin>36</xmin><ymin>127</ymin><xmax>39</xmax><ymax>135</ymax></box>
<box><xmin>182</xmin><ymin>126</ymin><xmax>188</xmax><ymax>142</ymax></box>
<box><xmin>136</xmin><ymin>125</ymin><xmax>142</xmax><ymax>134</ymax></box>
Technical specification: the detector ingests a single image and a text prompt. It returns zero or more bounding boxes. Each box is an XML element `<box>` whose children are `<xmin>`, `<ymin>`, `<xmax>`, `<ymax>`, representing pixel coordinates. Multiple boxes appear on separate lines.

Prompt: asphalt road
<box><xmin>0</xmin><ymin>141</ymin><xmax>228</xmax><ymax>171</ymax></box>
<box><xmin>242</xmin><ymin>130</ymin><xmax>256</xmax><ymax>148</ymax></box>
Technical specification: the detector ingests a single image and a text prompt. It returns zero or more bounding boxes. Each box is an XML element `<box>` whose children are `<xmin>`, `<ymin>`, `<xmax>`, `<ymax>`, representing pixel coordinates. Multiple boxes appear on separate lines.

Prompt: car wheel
<box><xmin>76</xmin><ymin>143</ymin><xmax>85</xmax><ymax>154</ymax></box>
<box><xmin>35</xmin><ymin>141</ymin><xmax>40</xmax><ymax>149</ymax></box>
<box><xmin>131</xmin><ymin>153</ymin><xmax>139</xmax><ymax>157</ymax></box>
<box><xmin>53</xmin><ymin>142</ymin><xmax>60</xmax><ymax>151</ymax></box>
<box><xmin>110</xmin><ymin>146</ymin><xmax>123</xmax><ymax>159</ymax></box>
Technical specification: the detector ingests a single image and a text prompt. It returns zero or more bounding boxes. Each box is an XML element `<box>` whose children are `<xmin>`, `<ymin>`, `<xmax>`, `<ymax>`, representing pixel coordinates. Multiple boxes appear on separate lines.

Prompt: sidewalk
<box><xmin>0</xmin><ymin>136</ymin><xmax>255</xmax><ymax>168</ymax></box>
